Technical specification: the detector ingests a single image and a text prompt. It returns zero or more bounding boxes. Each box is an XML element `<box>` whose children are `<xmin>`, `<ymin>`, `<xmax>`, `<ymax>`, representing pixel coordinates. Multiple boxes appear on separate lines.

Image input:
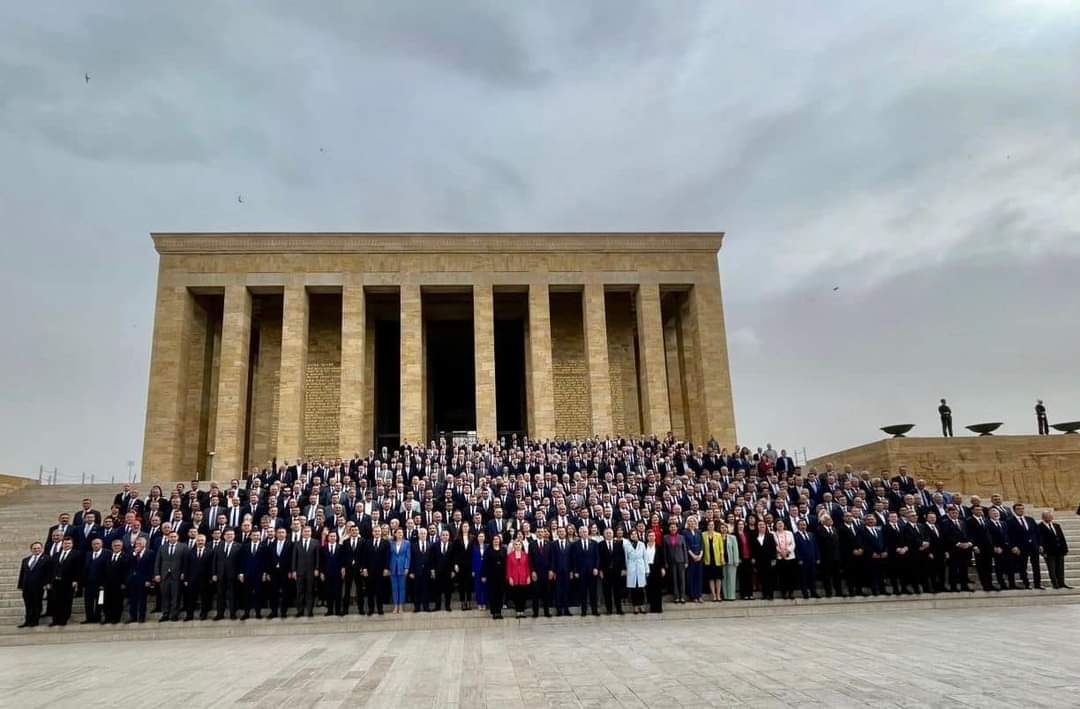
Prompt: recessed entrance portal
<box><xmin>423</xmin><ymin>291</ymin><xmax>476</xmax><ymax>439</ymax></box>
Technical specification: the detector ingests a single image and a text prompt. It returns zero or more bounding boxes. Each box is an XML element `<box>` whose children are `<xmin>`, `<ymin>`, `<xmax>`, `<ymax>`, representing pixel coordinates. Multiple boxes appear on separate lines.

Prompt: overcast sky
<box><xmin>2</xmin><ymin>2</ymin><xmax>1078</xmax><ymax>481</ymax></box>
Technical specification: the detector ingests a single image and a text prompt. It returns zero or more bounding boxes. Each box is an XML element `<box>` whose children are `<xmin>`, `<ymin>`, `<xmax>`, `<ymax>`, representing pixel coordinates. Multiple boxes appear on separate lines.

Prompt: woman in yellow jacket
<box><xmin>701</xmin><ymin>518</ymin><xmax>725</xmax><ymax>602</ymax></box>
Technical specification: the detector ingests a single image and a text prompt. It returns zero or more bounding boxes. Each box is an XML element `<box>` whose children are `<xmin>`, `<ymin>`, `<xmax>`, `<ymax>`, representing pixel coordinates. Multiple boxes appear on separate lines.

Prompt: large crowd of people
<box><xmin>17</xmin><ymin>435</ymin><xmax>1073</xmax><ymax>628</ymax></box>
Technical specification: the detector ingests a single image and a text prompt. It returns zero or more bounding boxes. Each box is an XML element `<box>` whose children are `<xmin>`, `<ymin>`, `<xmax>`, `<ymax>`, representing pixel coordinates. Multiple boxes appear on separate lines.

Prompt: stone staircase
<box><xmin>0</xmin><ymin>482</ymin><xmax>1078</xmax><ymax>640</ymax></box>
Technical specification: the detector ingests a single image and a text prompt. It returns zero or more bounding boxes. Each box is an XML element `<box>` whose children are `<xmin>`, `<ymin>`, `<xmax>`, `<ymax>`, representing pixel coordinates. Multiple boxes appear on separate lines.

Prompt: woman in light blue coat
<box><xmin>721</xmin><ymin>522</ymin><xmax>740</xmax><ymax>601</ymax></box>
<box><xmin>623</xmin><ymin>529</ymin><xmax>648</xmax><ymax>614</ymax></box>
<box><xmin>388</xmin><ymin>527</ymin><xmax>411</xmax><ymax>614</ymax></box>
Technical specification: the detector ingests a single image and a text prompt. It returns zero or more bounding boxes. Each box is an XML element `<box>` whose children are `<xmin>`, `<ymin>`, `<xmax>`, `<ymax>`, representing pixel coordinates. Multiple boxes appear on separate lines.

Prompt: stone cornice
<box><xmin>151</xmin><ymin>232</ymin><xmax>725</xmax><ymax>255</ymax></box>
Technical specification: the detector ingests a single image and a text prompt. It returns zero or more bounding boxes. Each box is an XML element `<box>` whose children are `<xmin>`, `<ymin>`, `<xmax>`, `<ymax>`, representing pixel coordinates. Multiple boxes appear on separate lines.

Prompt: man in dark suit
<box><xmin>920</xmin><ymin>511</ymin><xmax>946</xmax><ymax>593</ymax></box>
<box><xmin>81</xmin><ymin>537</ymin><xmax>108</xmax><ymax>624</ymax></box>
<box><xmin>239</xmin><ymin>529</ymin><xmax>265</xmax><ymax>619</ymax></box>
<box><xmin>942</xmin><ymin>507</ymin><xmax>973</xmax><ymax>591</ymax></box>
<box><xmin>213</xmin><ymin>529</ymin><xmax>242</xmax><ymax>620</ymax></box>
<box><xmin>291</xmin><ymin>526</ymin><xmax>319</xmax><ymax>618</ymax></box>
<box><xmin>1007</xmin><ymin>503</ymin><xmax>1042</xmax><ymax>590</ymax></box>
<box><xmin>529</xmin><ymin>528</ymin><xmax>554</xmax><ymax>617</ymax></box>
<box><xmin>17</xmin><ymin>542</ymin><xmax>51</xmax><ymax>628</ymax></box>
<box><xmin>965</xmin><ymin>507</ymin><xmax>994</xmax><ymax>591</ymax></box>
<box><xmin>73</xmin><ymin>499</ymin><xmax>101</xmax><ymax>529</ymax></box>
<box><xmin>363</xmin><ymin>527</ymin><xmax>390</xmax><ymax>615</ymax></box>
<box><xmin>78</xmin><ymin>512</ymin><xmax>103</xmax><ymax>552</ymax></box>
<box><xmin>882</xmin><ymin>512</ymin><xmax>910</xmax><ymax>595</ymax></box>
<box><xmin>264</xmin><ymin>527</ymin><xmax>293</xmax><ymax>618</ymax></box>
<box><xmin>341</xmin><ymin>525</ymin><xmax>365</xmax><ymax>615</ymax></box>
<box><xmin>45</xmin><ymin>513</ymin><xmax>77</xmax><ymax>550</ymax></box>
<box><xmin>431</xmin><ymin>529</ymin><xmax>456</xmax><ymax>612</ymax></box>
<box><xmin>551</xmin><ymin>526</ymin><xmax>574</xmax><ymax>615</ymax></box>
<box><xmin>839</xmin><ymin>513</ymin><xmax>865</xmax><ymax>596</ymax></box>
<box><xmin>182</xmin><ymin>534</ymin><xmax>213</xmax><ymax>620</ymax></box>
<box><xmin>570</xmin><ymin>526</ymin><xmax>600</xmax><ymax>616</ymax></box>
<box><xmin>815</xmin><ymin>515</ymin><xmax>843</xmax><ymax>597</ymax></box>
<box><xmin>103</xmin><ymin>539</ymin><xmax>130</xmax><ymax>624</ymax></box>
<box><xmin>794</xmin><ymin>519</ymin><xmax>820</xmax><ymax>599</ymax></box>
<box><xmin>154</xmin><ymin>530</ymin><xmax>188</xmax><ymax>621</ymax></box>
<box><xmin>987</xmin><ymin>508</ymin><xmax>1013</xmax><ymax>590</ymax></box>
<box><xmin>1039</xmin><ymin>510</ymin><xmax>1070</xmax><ymax>589</ymax></box>
<box><xmin>126</xmin><ymin>537</ymin><xmax>154</xmax><ymax>622</ymax></box>
<box><xmin>319</xmin><ymin>531</ymin><xmax>344</xmax><ymax>616</ymax></box>
<box><xmin>409</xmin><ymin>528</ymin><xmax>432</xmax><ymax>613</ymax></box>
<box><xmin>858</xmin><ymin>516</ymin><xmax>887</xmax><ymax>596</ymax></box>
<box><xmin>597</xmin><ymin>528</ymin><xmax>625</xmax><ymax>615</ymax></box>
<box><xmin>48</xmin><ymin>537</ymin><xmax>81</xmax><ymax>626</ymax></box>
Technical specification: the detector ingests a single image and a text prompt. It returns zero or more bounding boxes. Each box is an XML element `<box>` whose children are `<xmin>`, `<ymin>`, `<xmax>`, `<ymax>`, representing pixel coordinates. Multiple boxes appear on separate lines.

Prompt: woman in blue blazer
<box><xmin>388</xmin><ymin>527</ymin><xmax>411</xmax><ymax>614</ymax></box>
<box><xmin>472</xmin><ymin>530</ymin><xmax>489</xmax><ymax>611</ymax></box>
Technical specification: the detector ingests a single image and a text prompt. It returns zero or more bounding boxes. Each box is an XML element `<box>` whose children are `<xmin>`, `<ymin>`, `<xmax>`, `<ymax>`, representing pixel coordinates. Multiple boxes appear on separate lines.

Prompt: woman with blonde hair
<box><xmin>701</xmin><ymin>518</ymin><xmax>724</xmax><ymax>602</ymax></box>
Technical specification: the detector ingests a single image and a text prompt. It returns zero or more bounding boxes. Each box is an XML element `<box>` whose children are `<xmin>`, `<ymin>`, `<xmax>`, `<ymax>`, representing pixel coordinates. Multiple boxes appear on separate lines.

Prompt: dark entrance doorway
<box><xmin>426</xmin><ymin>320</ymin><xmax>475</xmax><ymax>436</ymax></box>
<box><xmin>495</xmin><ymin>292</ymin><xmax>528</xmax><ymax>438</ymax></box>
<box><xmin>371</xmin><ymin>292</ymin><xmax>401</xmax><ymax>452</ymax></box>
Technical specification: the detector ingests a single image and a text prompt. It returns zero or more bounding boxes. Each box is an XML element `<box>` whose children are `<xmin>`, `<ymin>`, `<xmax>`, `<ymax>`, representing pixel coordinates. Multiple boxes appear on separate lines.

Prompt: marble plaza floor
<box><xmin>1</xmin><ymin>604</ymin><xmax>1078</xmax><ymax>708</ymax></box>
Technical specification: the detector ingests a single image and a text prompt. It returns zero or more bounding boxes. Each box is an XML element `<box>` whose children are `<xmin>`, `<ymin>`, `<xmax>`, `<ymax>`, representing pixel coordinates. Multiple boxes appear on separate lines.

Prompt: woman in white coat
<box><xmin>623</xmin><ymin>529</ymin><xmax>648</xmax><ymax>614</ymax></box>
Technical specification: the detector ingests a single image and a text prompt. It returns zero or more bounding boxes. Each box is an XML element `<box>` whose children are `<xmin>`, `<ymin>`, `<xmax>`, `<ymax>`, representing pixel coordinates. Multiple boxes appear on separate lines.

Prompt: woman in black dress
<box><xmin>481</xmin><ymin>533</ymin><xmax>507</xmax><ymax>620</ymax></box>
<box><xmin>645</xmin><ymin>529</ymin><xmax>667</xmax><ymax>613</ymax></box>
<box><xmin>749</xmin><ymin>519</ymin><xmax>778</xmax><ymax>600</ymax></box>
<box><xmin>454</xmin><ymin>521</ymin><xmax>475</xmax><ymax>610</ymax></box>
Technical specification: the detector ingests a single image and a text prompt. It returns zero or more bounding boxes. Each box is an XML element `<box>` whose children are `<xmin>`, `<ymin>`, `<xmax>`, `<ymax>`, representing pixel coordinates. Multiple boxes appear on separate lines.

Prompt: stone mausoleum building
<box><xmin>142</xmin><ymin>233</ymin><xmax>737</xmax><ymax>480</ymax></box>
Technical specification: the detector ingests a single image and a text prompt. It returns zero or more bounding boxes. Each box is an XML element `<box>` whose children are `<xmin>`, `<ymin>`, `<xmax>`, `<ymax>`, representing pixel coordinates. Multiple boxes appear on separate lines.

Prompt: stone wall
<box><xmin>550</xmin><ymin>293</ymin><xmax>590</xmax><ymax>440</ymax></box>
<box><xmin>808</xmin><ymin>435</ymin><xmax>1080</xmax><ymax>509</ymax></box>
<box><xmin>0</xmin><ymin>474</ymin><xmax>36</xmax><ymax>500</ymax></box>
<box><xmin>605</xmin><ymin>292</ymin><xmax>642</xmax><ymax>437</ymax></box>
<box><xmin>303</xmin><ymin>295</ymin><xmax>342</xmax><ymax>458</ymax></box>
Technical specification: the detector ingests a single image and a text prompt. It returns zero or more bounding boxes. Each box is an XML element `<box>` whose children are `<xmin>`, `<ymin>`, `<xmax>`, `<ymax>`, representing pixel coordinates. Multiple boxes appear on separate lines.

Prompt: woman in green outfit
<box><xmin>721</xmin><ymin>521</ymin><xmax>740</xmax><ymax>601</ymax></box>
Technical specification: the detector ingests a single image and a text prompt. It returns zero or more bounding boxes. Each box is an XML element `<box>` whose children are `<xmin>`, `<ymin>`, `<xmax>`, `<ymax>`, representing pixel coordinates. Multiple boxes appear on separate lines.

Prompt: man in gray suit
<box><xmin>291</xmin><ymin>525</ymin><xmax>319</xmax><ymax>618</ymax></box>
<box><xmin>154</xmin><ymin>530</ymin><xmax>188</xmax><ymax>622</ymax></box>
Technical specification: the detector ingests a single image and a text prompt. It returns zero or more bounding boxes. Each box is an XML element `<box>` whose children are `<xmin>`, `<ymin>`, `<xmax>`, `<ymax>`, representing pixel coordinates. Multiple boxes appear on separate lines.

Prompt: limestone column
<box><xmin>635</xmin><ymin>282</ymin><xmax>672</xmax><ymax>436</ymax></box>
<box><xmin>213</xmin><ymin>284</ymin><xmax>252</xmax><ymax>478</ymax></box>
<box><xmin>664</xmin><ymin>313</ymin><xmax>687</xmax><ymax>439</ymax></box>
<box><xmin>339</xmin><ymin>280</ymin><xmax>366</xmax><ymax>457</ymax></box>
<box><xmin>142</xmin><ymin>285</ymin><xmax>195</xmax><ymax>481</ymax></box>
<box><xmin>685</xmin><ymin>279</ymin><xmax>738</xmax><ymax>445</ymax></box>
<box><xmin>473</xmin><ymin>283</ymin><xmax>497</xmax><ymax>442</ymax></box>
<box><xmin>582</xmin><ymin>282</ymin><xmax>613</xmax><ymax>436</ymax></box>
<box><xmin>277</xmin><ymin>283</ymin><xmax>309</xmax><ymax>462</ymax></box>
<box><xmin>400</xmin><ymin>284</ymin><xmax>424</xmax><ymax>444</ymax></box>
<box><xmin>527</xmin><ymin>282</ymin><xmax>556</xmax><ymax>439</ymax></box>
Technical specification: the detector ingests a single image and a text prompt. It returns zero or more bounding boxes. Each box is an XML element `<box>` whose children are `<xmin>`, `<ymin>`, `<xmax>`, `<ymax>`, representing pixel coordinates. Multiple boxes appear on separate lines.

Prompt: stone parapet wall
<box><xmin>809</xmin><ymin>435</ymin><xmax>1080</xmax><ymax>509</ymax></box>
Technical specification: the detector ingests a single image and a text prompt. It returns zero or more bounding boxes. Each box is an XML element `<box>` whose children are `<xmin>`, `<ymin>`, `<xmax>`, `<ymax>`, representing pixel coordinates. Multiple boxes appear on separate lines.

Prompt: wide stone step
<box><xmin>1</xmin><ymin>589</ymin><xmax>1077</xmax><ymax>647</ymax></box>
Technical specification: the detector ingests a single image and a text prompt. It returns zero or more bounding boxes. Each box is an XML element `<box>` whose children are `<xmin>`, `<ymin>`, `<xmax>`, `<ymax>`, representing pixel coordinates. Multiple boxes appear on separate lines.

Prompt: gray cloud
<box><xmin>1</xmin><ymin>1</ymin><xmax>1078</xmax><ymax>478</ymax></box>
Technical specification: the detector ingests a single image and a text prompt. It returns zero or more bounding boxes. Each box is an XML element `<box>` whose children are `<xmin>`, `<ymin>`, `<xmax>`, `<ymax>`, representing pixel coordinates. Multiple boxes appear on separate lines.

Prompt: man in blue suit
<box><xmin>409</xmin><ymin>527</ymin><xmax>432</xmax><ymax>613</ymax></box>
<box><xmin>319</xmin><ymin>531</ymin><xmax>344</xmax><ymax>616</ymax></box>
<box><xmin>529</xmin><ymin>528</ymin><xmax>553</xmax><ymax>618</ymax></box>
<box><xmin>858</xmin><ymin>515</ymin><xmax>887</xmax><ymax>596</ymax></box>
<box><xmin>238</xmin><ymin>529</ymin><xmax>265</xmax><ymax>619</ymax></box>
<box><xmin>82</xmin><ymin>537</ymin><xmax>109</xmax><ymax>623</ymax></box>
<box><xmin>1007</xmin><ymin>503</ymin><xmax>1042</xmax><ymax>589</ymax></box>
<box><xmin>794</xmin><ymin>519</ymin><xmax>820</xmax><ymax>599</ymax></box>
<box><xmin>570</xmin><ymin>526</ymin><xmax>600</xmax><ymax>616</ymax></box>
<box><xmin>551</xmin><ymin>526</ymin><xmax>574</xmax><ymax>616</ymax></box>
<box><xmin>126</xmin><ymin>537</ymin><xmax>155</xmax><ymax>623</ymax></box>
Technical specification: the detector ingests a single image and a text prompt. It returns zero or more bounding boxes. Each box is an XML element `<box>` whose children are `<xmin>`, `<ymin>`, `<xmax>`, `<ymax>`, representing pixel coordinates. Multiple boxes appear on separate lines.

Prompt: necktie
<box><xmin>169</xmin><ymin>544</ymin><xmax>175</xmax><ymax>556</ymax></box>
<box><xmin>112</xmin><ymin>553</ymin><xmax>118</xmax><ymax>562</ymax></box>
<box><xmin>226</xmin><ymin>543</ymin><xmax>231</xmax><ymax>555</ymax></box>
<box><xmin>1022</xmin><ymin>518</ymin><xmax>1027</xmax><ymax>530</ymax></box>
<box><xmin>304</xmin><ymin>540</ymin><xmax>309</xmax><ymax>551</ymax></box>
<box><xmin>330</xmin><ymin>545</ymin><xmax>335</xmax><ymax>554</ymax></box>
<box><xmin>61</xmin><ymin>551</ymin><xmax>67</xmax><ymax>563</ymax></box>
